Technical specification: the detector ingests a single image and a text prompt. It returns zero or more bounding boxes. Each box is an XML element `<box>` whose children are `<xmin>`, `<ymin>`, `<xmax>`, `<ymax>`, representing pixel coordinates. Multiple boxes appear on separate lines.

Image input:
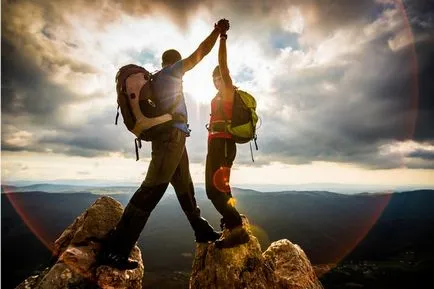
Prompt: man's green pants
<box><xmin>108</xmin><ymin>127</ymin><xmax>211</xmax><ymax>256</ymax></box>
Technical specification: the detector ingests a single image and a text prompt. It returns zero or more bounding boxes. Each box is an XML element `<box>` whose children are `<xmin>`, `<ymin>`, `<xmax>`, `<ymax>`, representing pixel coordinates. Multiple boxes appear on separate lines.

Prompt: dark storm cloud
<box><xmin>39</xmin><ymin>109</ymin><xmax>145</xmax><ymax>158</ymax></box>
<box><xmin>1</xmin><ymin>38</ymin><xmax>137</xmax><ymax>157</ymax></box>
<box><xmin>408</xmin><ymin>149</ymin><xmax>434</xmax><ymax>160</ymax></box>
<box><xmin>403</xmin><ymin>0</ymin><xmax>434</xmax><ymax>32</ymax></box>
<box><xmin>2</xmin><ymin>0</ymin><xmax>382</xmax><ymax>34</ymax></box>
<box><xmin>122</xmin><ymin>0</ymin><xmax>376</xmax><ymax>27</ymax></box>
<box><xmin>414</xmin><ymin>40</ymin><xmax>434</xmax><ymax>141</ymax></box>
<box><xmin>1</xmin><ymin>40</ymin><xmax>76</xmax><ymax>119</ymax></box>
<box><xmin>254</xmin><ymin>14</ymin><xmax>434</xmax><ymax>169</ymax></box>
<box><xmin>1</xmin><ymin>100</ymin><xmax>142</xmax><ymax>158</ymax></box>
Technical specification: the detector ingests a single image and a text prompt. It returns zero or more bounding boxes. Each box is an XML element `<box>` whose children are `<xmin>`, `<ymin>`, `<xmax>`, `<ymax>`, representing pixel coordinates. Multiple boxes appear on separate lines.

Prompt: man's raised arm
<box><xmin>182</xmin><ymin>19</ymin><xmax>228</xmax><ymax>73</ymax></box>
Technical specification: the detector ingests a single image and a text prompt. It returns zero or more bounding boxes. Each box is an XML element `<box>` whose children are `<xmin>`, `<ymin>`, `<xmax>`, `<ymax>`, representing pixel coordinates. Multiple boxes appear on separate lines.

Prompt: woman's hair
<box><xmin>212</xmin><ymin>65</ymin><xmax>220</xmax><ymax>78</ymax></box>
<box><xmin>212</xmin><ymin>65</ymin><xmax>238</xmax><ymax>89</ymax></box>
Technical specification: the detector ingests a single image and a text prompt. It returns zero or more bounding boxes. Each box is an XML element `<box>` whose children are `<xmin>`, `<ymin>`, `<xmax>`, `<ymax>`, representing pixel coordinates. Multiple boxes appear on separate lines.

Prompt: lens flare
<box><xmin>396</xmin><ymin>0</ymin><xmax>419</xmax><ymax>144</ymax></box>
<box><xmin>213</xmin><ymin>166</ymin><xmax>232</xmax><ymax>193</ymax></box>
<box><xmin>227</xmin><ymin>197</ymin><xmax>237</xmax><ymax>207</ymax></box>
<box><xmin>248</xmin><ymin>223</ymin><xmax>271</xmax><ymax>249</ymax></box>
<box><xmin>320</xmin><ymin>1</ymin><xmax>419</xmax><ymax>272</ymax></box>
<box><xmin>319</xmin><ymin>191</ymin><xmax>394</xmax><ymax>274</ymax></box>
<box><xmin>2</xmin><ymin>186</ymin><xmax>54</xmax><ymax>252</ymax></box>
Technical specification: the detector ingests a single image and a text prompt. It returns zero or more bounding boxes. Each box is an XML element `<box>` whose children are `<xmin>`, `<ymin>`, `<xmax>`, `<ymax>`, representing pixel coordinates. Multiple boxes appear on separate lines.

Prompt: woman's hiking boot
<box><xmin>215</xmin><ymin>225</ymin><xmax>250</xmax><ymax>249</ymax></box>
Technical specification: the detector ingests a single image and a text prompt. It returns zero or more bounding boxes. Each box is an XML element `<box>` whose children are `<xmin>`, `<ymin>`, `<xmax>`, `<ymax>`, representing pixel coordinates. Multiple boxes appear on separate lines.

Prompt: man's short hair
<box><xmin>162</xmin><ymin>49</ymin><xmax>182</xmax><ymax>66</ymax></box>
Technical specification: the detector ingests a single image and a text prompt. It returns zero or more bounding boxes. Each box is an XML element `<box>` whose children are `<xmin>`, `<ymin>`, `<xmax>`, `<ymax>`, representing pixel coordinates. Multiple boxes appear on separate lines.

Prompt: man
<box><xmin>98</xmin><ymin>19</ymin><xmax>230</xmax><ymax>270</ymax></box>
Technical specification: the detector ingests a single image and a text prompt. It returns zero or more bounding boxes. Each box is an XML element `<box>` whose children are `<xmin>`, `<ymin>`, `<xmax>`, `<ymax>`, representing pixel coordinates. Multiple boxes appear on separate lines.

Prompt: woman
<box><xmin>206</xmin><ymin>26</ymin><xmax>249</xmax><ymax>249</ymax></box>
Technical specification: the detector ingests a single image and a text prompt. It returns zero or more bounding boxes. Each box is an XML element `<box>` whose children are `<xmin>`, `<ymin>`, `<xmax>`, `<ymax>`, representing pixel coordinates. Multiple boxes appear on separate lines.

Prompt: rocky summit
<box><xmin>15</xmin><ymin>196</ymin><xmax>144</xmax><ymax>289</ymax></box>
<box><xmin>15</xmin><ymin>196</ymin><xmax>323</xmax><ymax>289</ymax></box>
<box><xmin>190</xmin><ymin>216</ymin><xmax>323</xmax><ymax>289</ymax></box>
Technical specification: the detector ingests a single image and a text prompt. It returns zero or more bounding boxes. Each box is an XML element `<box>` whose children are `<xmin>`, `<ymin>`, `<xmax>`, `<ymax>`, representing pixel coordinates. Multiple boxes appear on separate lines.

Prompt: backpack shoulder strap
<box><xmin>147</xmin><ymin>70</ymin><xmax>183</xmax><ymax>116</ymax></box>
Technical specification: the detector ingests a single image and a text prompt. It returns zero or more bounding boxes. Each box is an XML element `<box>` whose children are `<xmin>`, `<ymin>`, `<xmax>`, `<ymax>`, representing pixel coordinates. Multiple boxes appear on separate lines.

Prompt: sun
<box><xmin>183</xmin><ymin>64</ymin><xmax>217</xmax><ymax>104</ymax></box>
<box><xmin>176</xmin><ymin>17</ymin><xmax>221</xmax><ymax>104</ymax></box>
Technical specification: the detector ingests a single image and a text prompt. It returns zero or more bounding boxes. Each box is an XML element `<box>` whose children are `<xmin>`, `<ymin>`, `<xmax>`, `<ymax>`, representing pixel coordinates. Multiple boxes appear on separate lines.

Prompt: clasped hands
<box><xmin>215</xmin><ymin>18</ymin><xmax>230</xmax><ymax>36</ymax></box>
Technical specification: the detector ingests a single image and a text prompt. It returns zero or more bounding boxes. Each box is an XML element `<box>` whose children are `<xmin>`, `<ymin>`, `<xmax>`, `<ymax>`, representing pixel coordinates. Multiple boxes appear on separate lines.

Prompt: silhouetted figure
<box><xmin>206</xmin><ymin>22</ymin><xmax>249</xmax><ymax>248</ymax></box>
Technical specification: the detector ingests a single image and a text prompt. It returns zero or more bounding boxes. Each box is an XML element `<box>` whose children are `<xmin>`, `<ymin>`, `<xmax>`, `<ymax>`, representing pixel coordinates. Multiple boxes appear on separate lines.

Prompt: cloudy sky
<box><xmin>2</xmin><ymin>0</ymin><xmax>434</xmax><ymax>188</ymax></box>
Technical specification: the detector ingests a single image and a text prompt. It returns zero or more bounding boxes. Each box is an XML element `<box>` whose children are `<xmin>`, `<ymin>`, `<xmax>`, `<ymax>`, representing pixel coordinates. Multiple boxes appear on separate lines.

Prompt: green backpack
<box><xmin>228</xmin><ymin>89</ymin><xmax>259</xmax><ymax>160</ymax></box>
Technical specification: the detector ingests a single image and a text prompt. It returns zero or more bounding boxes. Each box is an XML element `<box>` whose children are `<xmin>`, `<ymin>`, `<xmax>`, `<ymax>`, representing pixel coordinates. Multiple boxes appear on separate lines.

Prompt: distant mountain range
<box><xmin>1</xmin><ymin>184</ymin><xmax>136</xmax><ymax>195</ymax></box>
<box><xmin>3</xmin><ymin>182</ymin><xmax>433</xmax><ymax>194</ymax></box>
<box><xmin>2</xmin><ymin>186</ymin><xmax>434</xmax><ymax>289</ymax></box>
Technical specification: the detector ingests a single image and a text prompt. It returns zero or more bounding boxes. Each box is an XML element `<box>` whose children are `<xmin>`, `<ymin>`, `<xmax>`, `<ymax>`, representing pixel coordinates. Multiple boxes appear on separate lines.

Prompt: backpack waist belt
<box><xmin>209</xmin><ymin>121</ymin><xmax>231</xmax><ymax>133</ymax></box>
<box><xmin>172</xmin><ymin>113</ymin><xmax>187</xmax><ymax>124</ymax></box>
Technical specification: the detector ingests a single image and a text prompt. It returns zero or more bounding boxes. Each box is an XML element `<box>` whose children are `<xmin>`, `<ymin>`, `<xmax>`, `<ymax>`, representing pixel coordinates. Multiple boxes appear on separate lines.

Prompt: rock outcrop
<box><xmin>190</xmin><ymin>216</ymin><xmax>323</xmax><ymax>289</ymax></box>
<box><xmin>16</xmin><ymin>196</ymin><xmax>323</xmax><ymax>289</ymax></box>
<box><xmin>15</xmin><ymin>196</ymin><xmax>144</xmax><ymax>289</ymax></box>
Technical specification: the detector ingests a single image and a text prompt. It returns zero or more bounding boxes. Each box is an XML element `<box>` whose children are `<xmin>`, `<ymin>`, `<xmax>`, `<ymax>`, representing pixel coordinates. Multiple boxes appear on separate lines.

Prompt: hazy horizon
<box><xmin>2</xmin><ymin>180</ymin><xmax>434</xmax><ymax>195</ymax></box>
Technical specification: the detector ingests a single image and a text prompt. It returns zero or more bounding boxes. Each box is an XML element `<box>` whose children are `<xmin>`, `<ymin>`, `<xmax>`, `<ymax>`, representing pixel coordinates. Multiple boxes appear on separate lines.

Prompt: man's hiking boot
<box><xmin>191</xmin><ymin>217</ymin><xmax>222</xmax><ymax>243</ymax></box>
<box><xmin>215</xmin><ymin>226</ymin><xmax>250</xmax><ymax>249</ymax></box>
<box><xmin>95</xmin><ymin>229</ymin><xmax>139</xmax><ymax>270</ymax></box>
<box><xmin>96</xmin><ymin>250</ymin><xmax>138</xmax><ymax>270</ymax></box>
<box><xmin>196</xmin><ymin>229</ymin><xmax>222</xmax><ymax>243</ymax></box>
